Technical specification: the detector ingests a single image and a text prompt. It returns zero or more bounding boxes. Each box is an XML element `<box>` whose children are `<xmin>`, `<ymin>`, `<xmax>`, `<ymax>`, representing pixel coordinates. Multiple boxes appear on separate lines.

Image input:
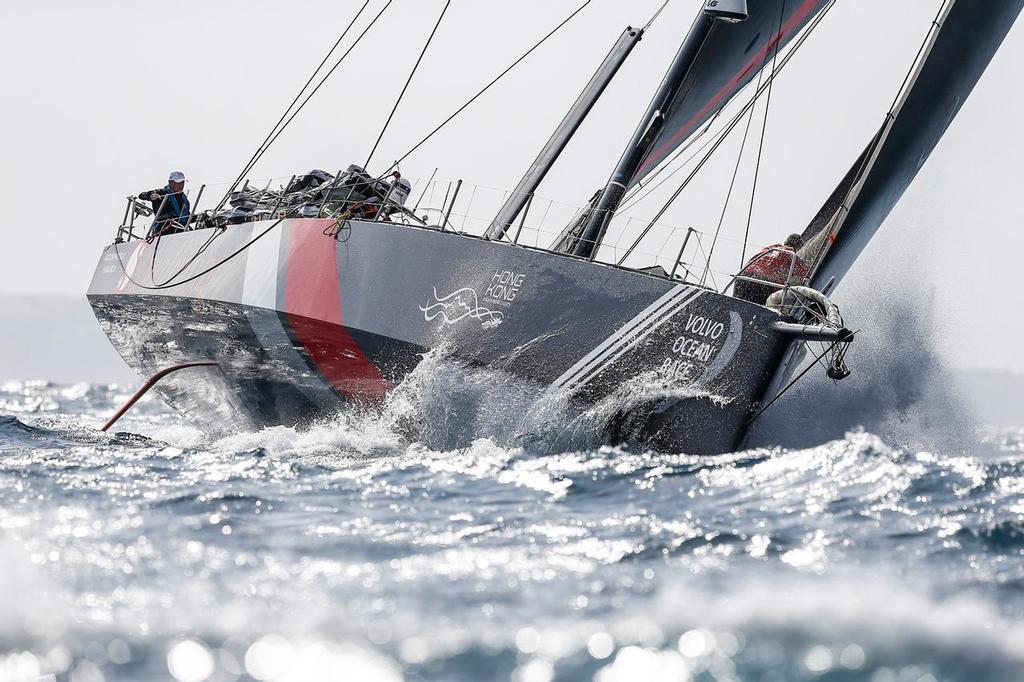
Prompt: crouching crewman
<box><xmin>734</xmin><ymin>233</ymin><xmax>811</xmax><ymax>305</ymax></box>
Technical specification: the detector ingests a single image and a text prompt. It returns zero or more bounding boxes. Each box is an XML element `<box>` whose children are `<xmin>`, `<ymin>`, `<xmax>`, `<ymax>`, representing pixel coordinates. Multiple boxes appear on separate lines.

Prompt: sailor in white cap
<box><xmin>138</xmin><ymin>171</ymin><xmax>191</xmax><ymax>240</ymax></box>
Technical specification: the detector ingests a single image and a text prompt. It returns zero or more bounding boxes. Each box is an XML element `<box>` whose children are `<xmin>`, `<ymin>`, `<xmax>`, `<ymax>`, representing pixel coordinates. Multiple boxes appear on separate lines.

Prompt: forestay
<box><xmin>808</xmin><ymin>0</ymin><xmax>1024</xmax><ymax>289</ymax></box>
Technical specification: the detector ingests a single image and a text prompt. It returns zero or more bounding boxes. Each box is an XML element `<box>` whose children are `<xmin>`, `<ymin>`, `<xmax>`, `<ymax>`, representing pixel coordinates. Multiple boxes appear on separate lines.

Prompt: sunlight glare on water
<box><xmin>1</xmin><ymin>377</ymin><xmax>1024</xmax><ymax>680</ymax></box>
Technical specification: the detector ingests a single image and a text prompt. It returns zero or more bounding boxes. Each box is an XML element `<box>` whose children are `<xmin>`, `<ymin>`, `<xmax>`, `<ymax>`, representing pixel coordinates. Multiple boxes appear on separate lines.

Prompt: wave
<box><xmin>4</xmin><ymin>379</ymin><xmax>1024</xmax><ymax>679</ymax></box>
<box><xmin>748</xmin><ymin>279</ymin><xmax>984</xmax><ymax>455</ymax></box>
<box><xmin>257</xmin><ymin>348</ymin><xmax>739</xmax><ymax>458</ymax></box>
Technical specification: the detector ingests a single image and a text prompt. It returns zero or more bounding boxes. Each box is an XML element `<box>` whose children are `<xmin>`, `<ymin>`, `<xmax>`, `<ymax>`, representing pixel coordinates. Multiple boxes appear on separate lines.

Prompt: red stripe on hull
<box><xmin>284</xmin><ymin>222</ymin><xmax>391</xmax><ymax>403</ymax></box>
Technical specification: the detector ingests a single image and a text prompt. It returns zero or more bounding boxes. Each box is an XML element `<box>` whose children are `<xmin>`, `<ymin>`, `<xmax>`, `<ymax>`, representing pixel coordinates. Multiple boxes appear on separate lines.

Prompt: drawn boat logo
<box><xmin>420</xmin><ymin>287</ymin><xmax>504</xmax><ymax>329</ymax></box>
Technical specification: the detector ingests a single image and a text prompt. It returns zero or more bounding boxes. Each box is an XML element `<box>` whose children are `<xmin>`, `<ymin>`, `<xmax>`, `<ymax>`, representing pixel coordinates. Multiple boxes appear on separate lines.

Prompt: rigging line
<box><xmin>618</xmin><ymin>5</ymin><xmax>715</xmax><ymax>199</ymax></box>
<box><xmin>698</xmin><ymin>68</ymin><xmax>762</xmax><ymax>287</ymax></box>
<box><xmin>237</xmin><ymin>0</ymin><xmax>394</xmax><ymax>182</ymax></box>
<box><xmin>616</xmin><ymin>99</ymin><xmax>754</xmax><ymax>265</ymax></box>
<box><xmin>145</xmin><ymin>191</ymin><xmax>224</xmax><ymax>287</ymax></box>
<box><xmin>617</xmin><ymin>67</ymin><xmax>784</xmax><ymax>215</ymax></box>
<box><xmin>147</xmin><ymin>201</ymin><xmax>248</xmax><ymax>288</ymax></box>
<box><xmin>617</xmin><ymin>15</ymin><xmax>806</xmax><ymax>216</ymax></box>
<box><xmin>148</xmin><ymin>224</ymin><xmax>220</xmax><ymax>288</ymax></box>
<box><xmin>365</xmin><ymin>0</ymin><xmax>452</xmax><ymax>170</ymax></box>
<box><xmin>744</xmin><ymin>338</ymin><xmax>843</xmax><ymax>426</ymax></box>
<box><xmin>643</xmin><ymin>0</ymin><xmax>671</xmax><ymax>30</ymax></box>
<box><xmin>807</xmin><ymin>0</ymin><xmax>946</xmax><ymax>277</ymax></box>
<box><xmin>215</xmin><ymin>1</ymin><xmax>370</xmax><ymax>212</ymax></box>
<box><xmin>384</xmin><ymin>0</ymin><xmax>592</xmax><ymax>171</ymax></box>
<box><xmin>740</xmin><ymin>0</ymin><xmax>790</xmax><ymax>268</ymax></box>
<box><xmin>616</xmin><ymin>0</ymin><xmax>837</xmax><ymax>266</ymax></box>
<box><xmin>115</xmin><ymin>220</ymin><xmax>286</xmax><ymax>292</ymax></box>
<box><xmin>216</xmin><ymin>0</ymin><xmax>394</xmax><ymax>215</ymax></box>
<box><xmin>150</xmin><ymin>216</ymin><xmax>229</xmax><ymax>288</ymax></box>
<box><xmin>888</xmin><ymin>0</ymin><xmax>949</xmax><ymax>115</ymax></box>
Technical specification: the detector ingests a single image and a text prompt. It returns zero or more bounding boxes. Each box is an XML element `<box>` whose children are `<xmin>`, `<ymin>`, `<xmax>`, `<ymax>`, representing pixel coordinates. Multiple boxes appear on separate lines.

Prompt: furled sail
<box><xmin>629</xmin><ymin>0</ymin><xmax>831</xmax><ymax>187</ymax></box>
<box><xmin>809</xmin><ymin>0</ymin><xmax>1024</xmax><ymax>288</ymax></box>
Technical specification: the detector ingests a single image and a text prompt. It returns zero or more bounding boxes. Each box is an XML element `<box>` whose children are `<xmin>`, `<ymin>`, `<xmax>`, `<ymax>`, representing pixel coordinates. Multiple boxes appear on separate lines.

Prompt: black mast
<box><xmin>571</xmin><ymin>12</ymin><xmax>717</xmax><ymax>260</ymax></box>
<box><xmin>485</xmin><ymin>27</ymin><xmax>644</xmax><ymax>241</ymax></box>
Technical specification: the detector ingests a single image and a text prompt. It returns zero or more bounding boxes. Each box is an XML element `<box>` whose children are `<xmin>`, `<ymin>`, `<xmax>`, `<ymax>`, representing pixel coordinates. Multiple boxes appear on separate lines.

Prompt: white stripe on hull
<box><xmin>568</xmin><ymin>291</ymin><xmax>705</xmax><ymax>392</ymax></box>
<box><xmin>241</xmin><ymin>225</ymin><xmax>283</xmax><ymax>309</ymax></box>
<box><xmin>552</xmin><ymin>285</ymin><xmax>705</xmax><ymax>393</ymax></box>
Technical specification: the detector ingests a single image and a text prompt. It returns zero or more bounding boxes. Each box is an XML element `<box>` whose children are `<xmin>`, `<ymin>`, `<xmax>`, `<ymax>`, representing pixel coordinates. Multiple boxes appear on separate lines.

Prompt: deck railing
<box><xmin>113</xmin><ymin>173</ymin><xmax>808</xmax><ymax>298</ymax></box>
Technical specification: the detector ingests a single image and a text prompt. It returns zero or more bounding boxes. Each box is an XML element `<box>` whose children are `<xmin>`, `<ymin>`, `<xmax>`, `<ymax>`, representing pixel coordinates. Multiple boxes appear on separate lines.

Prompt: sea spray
<box><xmin>749</xmin><ymin>274</ymin><xmax>981</xmax><ymax>454</ymax></box>
<box><xmin>323</xmin><ymin>347</ymin><xmax>737</xmax><ymax>455</ymax></box>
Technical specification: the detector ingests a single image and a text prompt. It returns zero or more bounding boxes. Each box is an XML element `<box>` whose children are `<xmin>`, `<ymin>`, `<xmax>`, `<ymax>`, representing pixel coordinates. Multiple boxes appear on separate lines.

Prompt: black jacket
<box><xmin>139</xmin><ymin>186</ymin><xmax>191</xmax><ymax>237</ymax></box>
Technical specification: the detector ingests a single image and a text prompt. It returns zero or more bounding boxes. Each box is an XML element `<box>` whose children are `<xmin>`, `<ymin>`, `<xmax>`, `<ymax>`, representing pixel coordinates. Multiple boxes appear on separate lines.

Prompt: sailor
<box><xmin>139</xmin><ymin>171</ymin><xmax>191</xmax><ymax>240</ymax></box>
<box><xmin>335</xmin><ymin>171</ymin><xmax>404</xmax><ymax>222</ymax></box>
<box><xmin>734</xmin><ymin>233</ymin><xmax>811</xmax><ymax>304</ymax></box>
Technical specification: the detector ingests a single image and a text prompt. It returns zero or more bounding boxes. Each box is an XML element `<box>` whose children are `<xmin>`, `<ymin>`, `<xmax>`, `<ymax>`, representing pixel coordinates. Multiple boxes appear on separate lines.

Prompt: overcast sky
<box><xmin>1</xmin><ymin>1</ymin><xmax>1022</xmax><ymax>372</ymax></box>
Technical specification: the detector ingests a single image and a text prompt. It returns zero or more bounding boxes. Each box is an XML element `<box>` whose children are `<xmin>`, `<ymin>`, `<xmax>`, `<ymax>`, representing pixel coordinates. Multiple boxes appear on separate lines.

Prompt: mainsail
<box><xmin>809</xmin><ymin>0</ymin><xmax>1024</xmax><ymax>288</ymax></box>
<box><xmin>630</xmin><ymin>0</ymin><xmax>830</xmax><ymax>188</ymax></box>
<box><xmin>572</xmin><ymin>0</ymin><xmax>831</xmax><ymax>260</ymax></box>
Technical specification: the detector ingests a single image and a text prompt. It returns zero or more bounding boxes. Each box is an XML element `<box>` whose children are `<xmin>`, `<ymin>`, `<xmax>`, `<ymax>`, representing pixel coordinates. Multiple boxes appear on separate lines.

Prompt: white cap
<box><xmin>168</xmin><ymin>171</ymin><xmax>186</xmax><ymax>183</ymax></box>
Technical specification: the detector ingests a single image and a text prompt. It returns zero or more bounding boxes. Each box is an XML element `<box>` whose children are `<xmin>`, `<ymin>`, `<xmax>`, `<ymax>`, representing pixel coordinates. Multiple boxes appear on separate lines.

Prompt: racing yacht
<box><xmin>88</xmin><ymin>0</ymin><xmax>1021</xmax><ymax>454</ymax></box>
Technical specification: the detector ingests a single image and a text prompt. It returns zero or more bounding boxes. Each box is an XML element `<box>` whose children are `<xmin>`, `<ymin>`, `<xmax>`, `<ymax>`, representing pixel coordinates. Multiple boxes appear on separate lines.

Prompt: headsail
<box><xmin>809</xmin><ymin>0</ymin><xmax>1024</xmax><ymax>288</ymax></box>
<box><xmin>630</xmin><ymin>0</ymin><xmax>831</xmax><ymax>188</ymax></box>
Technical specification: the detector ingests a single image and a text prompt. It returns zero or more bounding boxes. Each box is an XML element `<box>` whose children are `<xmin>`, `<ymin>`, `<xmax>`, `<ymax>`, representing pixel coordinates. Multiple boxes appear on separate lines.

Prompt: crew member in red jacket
<box><xmin>734</xmin><ymin>233</ymin><xmax>811</xmax><ymax>304</ymax></box>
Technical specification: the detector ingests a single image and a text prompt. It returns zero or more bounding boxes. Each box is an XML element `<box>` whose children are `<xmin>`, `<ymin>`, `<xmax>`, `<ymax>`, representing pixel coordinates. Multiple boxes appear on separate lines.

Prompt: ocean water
<box><xmin>2</xmin><ymin>361</ymin><xmax>1024</xmax><ymax>682</ymax></box>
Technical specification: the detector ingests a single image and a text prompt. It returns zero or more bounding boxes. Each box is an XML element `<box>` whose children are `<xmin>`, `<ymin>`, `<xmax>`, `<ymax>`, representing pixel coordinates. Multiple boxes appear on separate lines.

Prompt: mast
<box><xmin>485</xmin><ymin>27</ymin><xmax>645</xmax><ymax>241</ymax></box>
<box><xmin>570</xmin><ymin>11</ymin><xmax>718</xmax><ymax>260</ymax></box>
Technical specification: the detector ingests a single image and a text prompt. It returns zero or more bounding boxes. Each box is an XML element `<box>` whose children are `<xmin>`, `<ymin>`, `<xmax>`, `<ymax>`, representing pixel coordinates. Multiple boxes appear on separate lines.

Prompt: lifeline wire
<box><xmin>116</xmin><ymin>219</ymin><xmax>286</xmax><ymax>292</ymax></box>
<box><xmin>216</xmin><ymin>1</ymin><xmax>371</xmax><ymax>212</ymax></box>
<box><xmin>150</xmin><ymin>1</ymin><xmax>392</xmax><ymax>289</ymax></box>
<box><xmin>123</xmin><ymin>1</ymin><xmax>623</xmax><ymax>289</ymax></box>
<box><xmin>365</xmin><ymin>0</ymin><xmax>452</xmax><ymax>170</ymax></box>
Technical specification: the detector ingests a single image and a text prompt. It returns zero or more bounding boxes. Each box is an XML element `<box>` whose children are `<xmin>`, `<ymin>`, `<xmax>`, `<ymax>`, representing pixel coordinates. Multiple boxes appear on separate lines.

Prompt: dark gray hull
<box><xmin>88</xmin><ymin>219</ymin><xmax>788</xmax><ymax>454</ymax></box>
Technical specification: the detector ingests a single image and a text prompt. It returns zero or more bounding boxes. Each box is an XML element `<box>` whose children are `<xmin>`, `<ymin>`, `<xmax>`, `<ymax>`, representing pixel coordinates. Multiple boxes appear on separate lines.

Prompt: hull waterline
<box><xmin>88</xmin><ymin>219</ymin><xmax>788</xmax><ymax>454</ymax></box>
